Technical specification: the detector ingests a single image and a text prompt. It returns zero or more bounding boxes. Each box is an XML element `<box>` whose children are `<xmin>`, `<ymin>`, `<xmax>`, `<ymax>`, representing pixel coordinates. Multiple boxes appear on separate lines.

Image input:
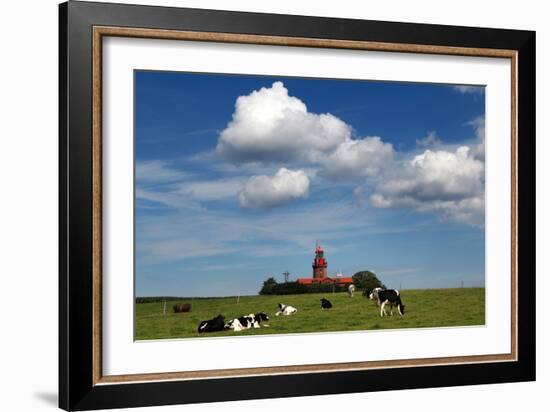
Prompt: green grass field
<box><xmin>135</xmin><ymin>288</ymin><xmax>485</xmax><ymax>340</ymax></box>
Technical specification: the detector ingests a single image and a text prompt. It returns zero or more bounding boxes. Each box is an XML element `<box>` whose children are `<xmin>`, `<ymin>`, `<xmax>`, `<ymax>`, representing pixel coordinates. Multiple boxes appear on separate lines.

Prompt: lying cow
<box><xmin>173</xmin><ymin>303</ymin><xmax>191</xmax><ymax>313</ymax></box>
<box><xmin>198</xmin><ymin>314</ymin><xmax>225</xmax><ymax>333</ymax></box>
<box><xmin>275</xmin><ymin>303</ymin><xmax>297</xmax><ymax>316</ymax></box>
<box><xmin>374</xmin><ymin>289</ymin><xmax>405</xmax><ymax>317</ymax></box>
<box><xmin>224</xmin><ymin>312</ymin><xmax>270</xmax><ymax>332</ymax></box>
<box><xmin>320</xmin><ymin>298</ymin><xmax>333</xmax><ymax>309</ymax></box>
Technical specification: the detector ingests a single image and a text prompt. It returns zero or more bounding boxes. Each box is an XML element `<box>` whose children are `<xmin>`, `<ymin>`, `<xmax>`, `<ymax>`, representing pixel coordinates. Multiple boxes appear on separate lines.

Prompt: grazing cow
<box><xmin>275</xmin><ymin>303</ymin><xmax>298</xmax><ymax>316</ymax></box>
<box><xmin>348</xmin><ymin>284</ymin><xmax>356</xmax><ymax>297</ymax></box>
<box><xmin>320</xmin><ymin>298</ymin><xmax>333</xmax><ymax>309</ymax></box>
<box><xmin>173</xmin><ymin>303</ymin><xmax>191</xmax><ymax>313</ymax></box>
<box><xmin>197</xmin><ymin>315</ymin><xmax>225</xmax><ymax>333</ymax></box>
<box><xmin>224</xmin><ymin>312</ymin><xmax>270</xmax><ymax>332</ymax></box>
<box><xmin>375</xmin><ymin>289</ymin><xmax>405</xmax><ymax>317</ymax></box>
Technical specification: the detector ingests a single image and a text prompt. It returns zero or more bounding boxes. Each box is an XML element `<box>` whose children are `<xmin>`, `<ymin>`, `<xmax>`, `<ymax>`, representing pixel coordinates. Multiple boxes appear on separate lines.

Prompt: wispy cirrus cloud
<box><xmin>175</xmin><ymin>177</ymin><xmax>246</xmax><ymax>201</ymax></box>
<box><xmin>136</xmin><ymin>160</ymin><xmax>188</xmax><ymax>184</ymax></box>
<box><xmin>374</xmin><ymin>267</ymin><xmax>422</xmax><ymax>276</ymax></box>
<box><xmin>416</xmin><ymin>131</ymin><xmax>441</xmax><ymax>147</ymax></box>
<box><xmin>135</xmin><ymin>199</ymin><xmax>383</xmax><ymax>264</ymax></box>
<box><xmin>452</xmin><ymin>85</ymin><xmax>485</xmax><ymax>94</ymax></box>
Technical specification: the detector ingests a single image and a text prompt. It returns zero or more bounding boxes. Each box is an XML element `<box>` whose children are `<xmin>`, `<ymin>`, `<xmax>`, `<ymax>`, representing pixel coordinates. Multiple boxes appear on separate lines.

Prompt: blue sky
<box><xmin>135</xmin><ymin>71</ymin><xmax>486</xmax><ymax>297</ymax></box>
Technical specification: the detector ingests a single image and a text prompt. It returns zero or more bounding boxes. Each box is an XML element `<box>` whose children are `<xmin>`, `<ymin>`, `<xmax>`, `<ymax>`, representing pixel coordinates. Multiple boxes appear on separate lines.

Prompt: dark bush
<box><xmin>352</xmin><ymin>270</ymin><xmax>385</xmax><ymax>294</ymax></box>
<box><xmin>259</xmin><ymin>279</ymin><xmax>349</xmax><ymax>295</ymax></box>
<box><xmin>259</xmin><ymin>277</ymin><xmax>278</xmax><ymax>295</ymax></box>
<box><xmin>135</xmin><ymin>296</ymin><xmax>184</xmax><ymax>304</ymax></box>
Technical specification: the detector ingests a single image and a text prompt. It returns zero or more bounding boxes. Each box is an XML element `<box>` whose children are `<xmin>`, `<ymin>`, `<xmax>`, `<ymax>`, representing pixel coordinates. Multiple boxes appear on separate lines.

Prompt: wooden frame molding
<box><xmin>91</xmin><ymin>26</ymin><xmax>518</xmax><ymax>386</ymax></box>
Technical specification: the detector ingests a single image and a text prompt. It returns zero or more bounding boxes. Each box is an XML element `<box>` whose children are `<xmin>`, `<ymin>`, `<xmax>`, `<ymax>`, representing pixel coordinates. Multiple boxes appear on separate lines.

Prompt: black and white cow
<box><xmin>320</xmin><ymin>298</ymin><xmax>333</xmax><ymax>309</ymax></box>
<box><xmin>275</xmin><ymin>303</ymin><xmax>298</xmax><ymax>316</ymax></box>
<box><xmin>197</xmin><ymin>314</ymin><xmax>225</xmax><ymax>333</ymax></box>
<box><xmin>224</xmin><ymin>312</ymin><xmax>270</xmax><ymax>331</ymax></box>
<box><xmin>373</xmin><ymin>289</ymin><xmax>405</xmax><ymax>317</ymax></box>
<box><xmin>368</xmin><ymin>287</ymin><xmax>399</xmax><ymax>303</ymax></box>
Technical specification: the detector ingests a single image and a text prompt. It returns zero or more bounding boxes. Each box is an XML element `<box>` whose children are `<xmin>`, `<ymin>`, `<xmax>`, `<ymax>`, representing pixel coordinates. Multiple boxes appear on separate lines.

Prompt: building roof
<box><xmin>334</xmin><ymin>277</ymin><xmax>354</xmax><ymax>284</ymax></box>
<box><xmin>296</xmin><ymin>277</ymin><xmax>354</xmax><ymax>285</ymax></box>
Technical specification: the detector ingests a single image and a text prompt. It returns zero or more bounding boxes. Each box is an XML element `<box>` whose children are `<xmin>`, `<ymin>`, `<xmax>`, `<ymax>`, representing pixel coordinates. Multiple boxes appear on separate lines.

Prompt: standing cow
<box><xmin>370</xmin><ymin>289</ymin><xmax>405</xmax><ymax>317</ymax></box>
<box><xmin>348</xmin><ymin>284</ymin><xmax>356</xmax><ymax>297</ymax></box>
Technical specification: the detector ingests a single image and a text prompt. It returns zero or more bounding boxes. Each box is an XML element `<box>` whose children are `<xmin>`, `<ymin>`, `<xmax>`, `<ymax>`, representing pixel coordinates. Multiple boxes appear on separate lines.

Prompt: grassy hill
<box><xmin>135</xmin><ymin>287</ymin><xmax>485</xmax><ymax>340</ymax></box>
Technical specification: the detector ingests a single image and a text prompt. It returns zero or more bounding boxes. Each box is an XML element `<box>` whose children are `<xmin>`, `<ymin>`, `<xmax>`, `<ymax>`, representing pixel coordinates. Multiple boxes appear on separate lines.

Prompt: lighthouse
<box><xmin>297</xmin><ymin>244</ymin><xmax>354</xmax><ymax>287</ymax></box>
<box><xmin>312</xmin><ymin>243</ymin><xmax>328</xmax><ymax>279</ymax></box>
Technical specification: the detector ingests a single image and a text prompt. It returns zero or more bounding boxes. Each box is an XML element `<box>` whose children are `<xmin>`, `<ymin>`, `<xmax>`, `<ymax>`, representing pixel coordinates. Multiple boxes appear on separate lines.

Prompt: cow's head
<box><xmin>368</xmin><ymin>287</ymin><xmax>382</xmax><ymax>300</ymax></box>
<box><xmin>256</xmin><ymin>312</ymin><xmax>269</xmax><ymax>321</ymax></box>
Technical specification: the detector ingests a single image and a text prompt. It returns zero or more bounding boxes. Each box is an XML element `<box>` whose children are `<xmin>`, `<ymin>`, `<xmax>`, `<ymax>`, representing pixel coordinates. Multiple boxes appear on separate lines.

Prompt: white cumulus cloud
<box><xmin>369</xmin><ymin>146</ymin><xmax>485</xmax><ymax>225</ymax></box>
<box><xmin>318</xmin><ymin>136</ymin><xmax>394</xmax><ymax>181</ymax></box>
<box><xmin>239</xmin><ymin>168</ymin><xmax>310</xmax><ymax>208</ymax></box>
<box><xmin>468</xmin><ymin>116</ymin><xmax>485</xmax><ymax>160</ymax></box>
<box><xmin>216</xmin><ymin>81</ymin><xmax>351</xmax><ymax>163</ymax></box>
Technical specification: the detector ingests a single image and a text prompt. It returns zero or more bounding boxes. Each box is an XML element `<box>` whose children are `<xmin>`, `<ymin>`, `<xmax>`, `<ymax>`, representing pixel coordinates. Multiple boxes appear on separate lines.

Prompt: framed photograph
<box><xmin>59</xmin><ymin>1</ymin><xmax>535</xmax><ymax>410</ymax></box>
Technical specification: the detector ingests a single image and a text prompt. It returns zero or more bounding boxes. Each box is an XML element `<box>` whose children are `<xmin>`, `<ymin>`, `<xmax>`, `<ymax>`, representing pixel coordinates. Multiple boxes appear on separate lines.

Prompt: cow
<box><xmin>368</xmin><ymin>287</ymin><xmax>399</xmax><ymax>304</ymax></box>
<box><xmin>173</xmin><ymin>303</ymin><xmax>191</xmax><ymax>313</ymax></box>
<box><xmin>320</xmin><ymin>298</ymin><xmax>333</xmax><ymax>309</ymax></box>
<box><xmin>224</xmin><ymin>312</ymin><xmax>270</xmax><ymax>332</ymax></box>
<box><xmin>374</xmin><ymin>289</ymin><xmax>405</xmax><ymax>317</ymax></box>
<box><xmin>348</xmin><ymin>284</ymin><xmax>356</xmax><ymax>297</ymax></box>
<box><xmin>197</xmin><ymin>315</ymin><xmax>225</xmax><ymax>333</ymax></box>
<box><xmin>275</xmin><ymin>303</ymin><xmax>298</xmax><ymax>316</ymax></box>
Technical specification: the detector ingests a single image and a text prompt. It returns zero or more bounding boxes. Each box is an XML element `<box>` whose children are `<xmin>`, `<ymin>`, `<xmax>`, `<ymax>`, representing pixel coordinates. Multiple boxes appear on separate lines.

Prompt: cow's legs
<box><xmin>380</xmin><ymin>302</ymin><xmax>386</xmax><ymax>317</ymax></box>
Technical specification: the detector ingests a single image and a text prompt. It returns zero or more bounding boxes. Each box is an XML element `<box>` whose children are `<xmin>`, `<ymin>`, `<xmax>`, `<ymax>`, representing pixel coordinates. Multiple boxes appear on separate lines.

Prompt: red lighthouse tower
<box><xmin>312</xmin><ymin>243</ymin><xmax>328</xmax><ymax>279</ymax></box>
<box><xmin>297</xmin><ymin>243</ymin><xmax>353</xmax><ymax>286</ymax></box>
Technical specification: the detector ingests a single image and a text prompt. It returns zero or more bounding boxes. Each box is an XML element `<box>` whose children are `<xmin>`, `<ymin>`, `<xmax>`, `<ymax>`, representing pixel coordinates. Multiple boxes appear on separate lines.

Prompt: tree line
<box><xmin>258</xmin><ymin>270</ymin><xmax>385</xmax><ymax>295</ymax></box>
